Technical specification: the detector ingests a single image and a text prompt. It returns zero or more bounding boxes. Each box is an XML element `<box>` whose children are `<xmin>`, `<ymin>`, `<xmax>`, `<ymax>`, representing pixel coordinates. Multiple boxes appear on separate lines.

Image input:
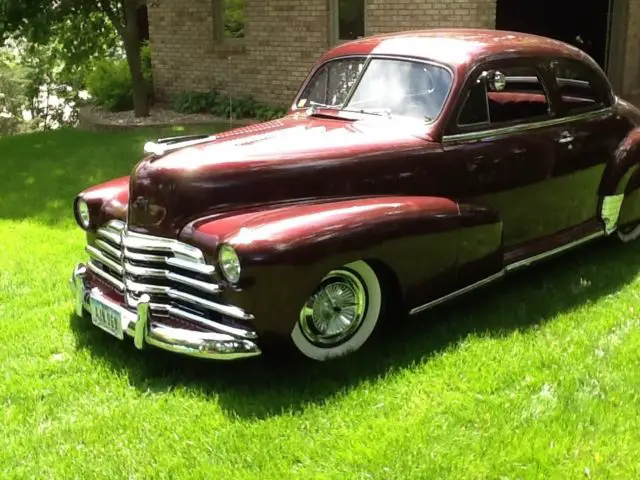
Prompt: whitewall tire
<box><xmin>617</xmin><ymin>223</ymin><xmax>640</xmax><ymax>243</ymax></box>
<box><xmin>291</xmin><ymin>260</ymin><xmax>383</xmax><ymax>361</ymax></box>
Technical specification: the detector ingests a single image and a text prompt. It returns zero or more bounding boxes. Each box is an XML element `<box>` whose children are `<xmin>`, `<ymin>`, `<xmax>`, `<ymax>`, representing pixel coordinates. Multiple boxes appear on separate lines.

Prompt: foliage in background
<box><xmin>0</xmin><ymin>7</ymin><xmax>122</xmax><ymax>135</ymax></box>
<box><xmin>223</xmin><ymin>0</ymin><xmax>244</xmax><ymax>38</ymax></box>
<box><xmin>85</xmin><ymin>41</ymin><xmax>152</xmax><ymax>113</ymax></box>
<box><xmin>172</xmin><ymin>90</ymin><xmax>287</xmax><ymax>121</ymax></box>
<box><xmin>0</xmin><ymin>48</ymin><xmax>31</xmax><ymax>136</ymax></box>
<box><xmin>0</xmin><ymin>0</ymin><xmax>152</xmax><ymax>117</ymax></box>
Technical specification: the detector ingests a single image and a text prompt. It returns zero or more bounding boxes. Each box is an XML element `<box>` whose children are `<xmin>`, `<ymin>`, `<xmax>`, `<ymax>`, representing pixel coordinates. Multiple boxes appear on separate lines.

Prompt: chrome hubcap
<box><xmin>300</xmin><ymin>269</ymin><xmax>367</xmax><ymax>346</ymax></box>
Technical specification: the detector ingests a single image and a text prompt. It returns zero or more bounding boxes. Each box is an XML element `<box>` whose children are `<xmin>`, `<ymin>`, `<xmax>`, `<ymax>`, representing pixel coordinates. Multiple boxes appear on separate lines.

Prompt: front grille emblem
<box><xmin>133</xmin><ymin>196</ymin><xmax>150</xmax><ymax>212</ymax></box>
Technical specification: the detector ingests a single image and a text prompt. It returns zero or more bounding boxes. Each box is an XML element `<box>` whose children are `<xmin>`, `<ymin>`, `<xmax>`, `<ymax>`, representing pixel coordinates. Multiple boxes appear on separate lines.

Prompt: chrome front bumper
<box><xmin>70</xmin><ymin>263</ymin><xmax>261</xmax><ymax>360</ymax></box>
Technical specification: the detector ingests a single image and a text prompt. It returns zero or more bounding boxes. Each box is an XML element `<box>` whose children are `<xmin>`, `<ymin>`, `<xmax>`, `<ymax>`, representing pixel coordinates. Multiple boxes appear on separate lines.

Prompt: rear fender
<box><xmin>180</xmin><ymin>196</ymin><xmax>503</xmax><ymax>336</ymax></box>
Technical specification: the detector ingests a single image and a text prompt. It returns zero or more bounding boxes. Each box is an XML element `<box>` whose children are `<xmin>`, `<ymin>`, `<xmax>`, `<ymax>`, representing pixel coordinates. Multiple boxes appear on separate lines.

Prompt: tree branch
<box><xmin>96</xmin><ymin>0</ymin><xmax>124</xmax><ymax>34</ymax></box>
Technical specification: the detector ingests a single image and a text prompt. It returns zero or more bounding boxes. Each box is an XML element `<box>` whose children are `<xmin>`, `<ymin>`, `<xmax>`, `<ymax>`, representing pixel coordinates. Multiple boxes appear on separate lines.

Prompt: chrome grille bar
<box><xmin>88</xmin><ymin>260</ymin><xmax>124</xmax><ymax>291</ymax></box>
<box><xmin>168</xmin><ymin>289</ymin><xmax>253</xmax><ymax>321</ymax></box>
<box><xmin>97</xmin><ymin>229</ymin><xmax>122</xmax><ymax>245</ymax></box>
<box><xmin>86</xmin><ymin>220</ymin><xmax>255</xmax><ymax>340</ymax></box>
<box><xmin>86</xmin><ymin>245</ymin><xmax>123</xmax><ymax>274</ymax></box>
<box><xmin>169</xmin><ymin>306</ymin><xmax>257</xmax><ymax>339</ymax></box>
<box><xmin>95</xmin><ymin>239</ymin><xmax>122</xmax><ymax>259</ymax></box>
<box><xmin>166</xmin><ymin>272</ymin><xmax>222</xmax><ymax>294</ymax></box>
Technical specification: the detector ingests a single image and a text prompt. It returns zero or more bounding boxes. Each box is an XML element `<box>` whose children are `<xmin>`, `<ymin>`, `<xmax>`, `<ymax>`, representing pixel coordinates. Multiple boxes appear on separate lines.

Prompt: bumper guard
<box><xmin>70</xmin><ymin>263</ymin><xmax>261</xmax><ymax>360</ymax></box>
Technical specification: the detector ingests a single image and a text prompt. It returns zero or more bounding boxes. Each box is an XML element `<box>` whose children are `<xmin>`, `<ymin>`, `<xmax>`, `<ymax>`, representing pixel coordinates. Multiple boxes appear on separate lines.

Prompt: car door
<box><xmin>545</xmin><ymin>57</ymin><xmax>630</xmax><ymax>230</ymax></box>
<box><xmin>441</xmin><ymin>57</ymin><xmax>584</xmax><ymax>257</ymax></box>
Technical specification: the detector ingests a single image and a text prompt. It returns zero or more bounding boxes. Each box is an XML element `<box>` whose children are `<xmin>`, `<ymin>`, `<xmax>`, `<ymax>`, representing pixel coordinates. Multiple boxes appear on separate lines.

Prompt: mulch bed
<box><xmin>78</xmin><ymin>105</ymin><xmax>257</xmax><ymax>132</ymax></box>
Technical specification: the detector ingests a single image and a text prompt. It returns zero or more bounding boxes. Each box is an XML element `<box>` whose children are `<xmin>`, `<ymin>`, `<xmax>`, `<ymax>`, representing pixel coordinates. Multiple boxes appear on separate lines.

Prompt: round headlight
<box><xmin>76</xmin><ymin>199</ymin><xmax>91</xmax><ymax>229</ymax></box>
<box><xmin>218</xmin><ymin>244</ymin><xmax>241</xmax><ymax>283</ymax></box>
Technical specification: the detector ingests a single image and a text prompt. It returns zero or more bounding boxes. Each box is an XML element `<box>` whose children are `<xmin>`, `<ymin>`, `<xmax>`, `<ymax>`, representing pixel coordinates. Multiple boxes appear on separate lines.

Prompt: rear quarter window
<box><xmin>551</xmin><ymin>59</ymin><xmax>612</xmax><ymax>114</ymax></box>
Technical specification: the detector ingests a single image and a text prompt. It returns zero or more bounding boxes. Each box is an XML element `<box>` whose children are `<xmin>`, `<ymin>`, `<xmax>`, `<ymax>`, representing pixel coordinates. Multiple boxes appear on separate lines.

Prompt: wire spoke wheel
<box><xmin>300</xmin><ymin>271</ymin><xmax>367</xmax><ymax>346</ymax></box>
<box><xmin>291</xmin><ymin>261</ymin><xmax>383</xmax><ymax>361</ymax></box>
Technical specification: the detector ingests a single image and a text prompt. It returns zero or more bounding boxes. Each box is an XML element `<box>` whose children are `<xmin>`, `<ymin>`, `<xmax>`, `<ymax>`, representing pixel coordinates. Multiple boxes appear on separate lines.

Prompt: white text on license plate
<box><xmin>90</xmin><ymin>295</ymin><xmax>124</xmax><ymax>340</ymax></box>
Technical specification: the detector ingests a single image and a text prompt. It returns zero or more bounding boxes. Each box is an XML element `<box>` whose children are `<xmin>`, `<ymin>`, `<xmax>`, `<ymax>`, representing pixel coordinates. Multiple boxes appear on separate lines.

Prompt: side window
<box><xmin>551</xmin><ymin>59</ymin><xmax>610</xmax><ymax>114</ymax></box>
<box><xmin>297</xmin><ymin>58</ymin><xmax>366</xmax><ymax>108</ymax></box>
<box><xmin>458</xmin><ymin>65</ymin><xmax>550</xmax><ymax>129</ymax></box>
<box><xmin>458</xmin><ymin>78</ymin><xmax>489</xmax><ymax>126</ymax></box>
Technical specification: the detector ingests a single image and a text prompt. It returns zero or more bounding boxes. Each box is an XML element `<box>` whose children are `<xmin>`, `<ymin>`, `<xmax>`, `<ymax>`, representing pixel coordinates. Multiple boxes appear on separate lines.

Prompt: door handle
<box><xmin>558</xmin><ymin>132</ymin><xmax>574</xmax><ymax>144</ymax></box>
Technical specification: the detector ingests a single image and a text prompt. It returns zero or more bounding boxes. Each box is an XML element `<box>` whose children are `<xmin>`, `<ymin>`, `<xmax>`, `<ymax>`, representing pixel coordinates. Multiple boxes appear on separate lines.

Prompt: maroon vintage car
<box><xmin>70</xmin><ymin>28</ymin><xmax>640</xmax><ymax>362</ymax></box>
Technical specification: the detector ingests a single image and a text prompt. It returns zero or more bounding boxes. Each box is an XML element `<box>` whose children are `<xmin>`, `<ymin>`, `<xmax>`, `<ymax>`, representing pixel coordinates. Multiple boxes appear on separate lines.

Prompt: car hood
<box><xmin>127</xmin><ymin>114</ymin><xmax>438</xmax><ymax>237</ymax></box>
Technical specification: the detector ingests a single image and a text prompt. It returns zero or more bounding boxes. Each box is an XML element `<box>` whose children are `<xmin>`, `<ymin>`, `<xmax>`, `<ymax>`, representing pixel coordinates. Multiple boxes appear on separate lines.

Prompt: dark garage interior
<box><xmin>496</xmin><ymin>0</ymin><xmax>614</xmax><ymax>70</ymax></box>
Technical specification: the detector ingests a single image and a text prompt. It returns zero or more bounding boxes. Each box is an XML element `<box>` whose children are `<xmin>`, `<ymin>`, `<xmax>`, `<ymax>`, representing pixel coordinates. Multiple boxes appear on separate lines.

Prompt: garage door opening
<box><xmin>496</xmin><ymin>0</ymin><xmax>614</xmax><ymax>70</ymax></box>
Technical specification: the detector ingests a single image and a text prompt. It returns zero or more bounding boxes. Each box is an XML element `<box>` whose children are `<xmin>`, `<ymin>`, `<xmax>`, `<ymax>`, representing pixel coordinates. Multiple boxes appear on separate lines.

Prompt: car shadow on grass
<box><xmin>69</xmin><ymin>237</ymin><xmax>640</xmax><ymax>419</ymax></box>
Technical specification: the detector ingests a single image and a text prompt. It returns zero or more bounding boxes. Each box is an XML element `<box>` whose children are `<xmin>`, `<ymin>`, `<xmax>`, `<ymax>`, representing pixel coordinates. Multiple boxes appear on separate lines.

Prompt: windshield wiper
<box><xmin>342</xmin><ymin>107</ymin><xmax>392</xmax><ymax>118</ymax></box>
<box><xmin>308</xmin><ymin>101</ymin><xmax>342</xmax><ymax>109</ymax></box>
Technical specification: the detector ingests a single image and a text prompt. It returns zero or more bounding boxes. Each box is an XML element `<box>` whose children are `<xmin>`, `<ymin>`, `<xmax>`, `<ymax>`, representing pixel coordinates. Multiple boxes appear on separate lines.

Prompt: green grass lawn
<box><xmin>1</xmin><ymin>126</ymin><xmax>640</xmax><ymax>479</ymax></box>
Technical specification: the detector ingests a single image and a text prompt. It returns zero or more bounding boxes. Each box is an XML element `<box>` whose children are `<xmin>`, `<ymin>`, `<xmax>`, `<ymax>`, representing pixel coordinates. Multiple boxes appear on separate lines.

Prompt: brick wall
<box><xmin>148</xmin><ymin>0</ymin><xmax>497</xmax><ymax>107</ymax></box>
<box><xmin>366</xmin><ymin>0</ymin><xmax>496</xmax><ymax>34</ymax></box>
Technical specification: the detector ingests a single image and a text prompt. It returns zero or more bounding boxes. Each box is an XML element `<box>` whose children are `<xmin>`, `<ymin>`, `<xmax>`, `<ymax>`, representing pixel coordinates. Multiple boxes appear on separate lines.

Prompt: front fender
<box><xmin>180</xmin><ymin>196</ymin><xmax>502</xmax><ymax>336</ymax></box>
<box><xmin>76</xmin><ymin>176</ymin><xmax>130</xmax><ymax>230</ymax></box>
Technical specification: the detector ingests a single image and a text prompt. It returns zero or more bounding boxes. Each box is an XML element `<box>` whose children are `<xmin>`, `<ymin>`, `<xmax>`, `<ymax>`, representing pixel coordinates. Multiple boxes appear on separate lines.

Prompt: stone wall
<box><xmin>148</xmin><ymin>0</ymin><xmax>497</xmax><ymax>107</ymax></box>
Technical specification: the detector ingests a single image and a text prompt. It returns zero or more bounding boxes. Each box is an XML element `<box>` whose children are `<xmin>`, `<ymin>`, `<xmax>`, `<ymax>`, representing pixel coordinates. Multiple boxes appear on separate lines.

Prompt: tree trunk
<box><xmin>122</xmin><ymin>0</ymin><xmax>149</xmax><ymax>117</ymax></box>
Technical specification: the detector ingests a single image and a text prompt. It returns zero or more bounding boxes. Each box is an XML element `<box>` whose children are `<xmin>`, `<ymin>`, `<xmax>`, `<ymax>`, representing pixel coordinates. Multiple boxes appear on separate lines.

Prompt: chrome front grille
<box><xmin>85</xmin><ymin>220</ymin><xmax>256</xmax><ymax>339</ymax></box>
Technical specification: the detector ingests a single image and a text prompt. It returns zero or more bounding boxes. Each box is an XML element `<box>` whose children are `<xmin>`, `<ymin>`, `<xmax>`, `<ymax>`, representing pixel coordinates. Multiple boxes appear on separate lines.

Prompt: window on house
<box><xmin>333</xmin><ymin>0</ymin><xmax>365</xmax><ymax>42</ymax></box>
<box><xmin>222</xmin><ymin>0</ymin><xmax>244</xmax><ymax>39</ymax></box>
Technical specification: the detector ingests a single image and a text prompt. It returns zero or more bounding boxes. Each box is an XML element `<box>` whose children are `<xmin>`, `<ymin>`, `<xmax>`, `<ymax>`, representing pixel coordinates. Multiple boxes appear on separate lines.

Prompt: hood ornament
<box><xmin>143</xmin><ymin>134</ymin><xmax>218</xmax><ymax>157</ymax></box>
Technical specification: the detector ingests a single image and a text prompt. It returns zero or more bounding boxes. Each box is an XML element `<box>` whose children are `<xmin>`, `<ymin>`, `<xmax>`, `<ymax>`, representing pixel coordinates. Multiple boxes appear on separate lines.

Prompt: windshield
<box><xmin>297</xmin><ymin>57</ymin><xmax>453</xmax><ymax>121</ymax></box>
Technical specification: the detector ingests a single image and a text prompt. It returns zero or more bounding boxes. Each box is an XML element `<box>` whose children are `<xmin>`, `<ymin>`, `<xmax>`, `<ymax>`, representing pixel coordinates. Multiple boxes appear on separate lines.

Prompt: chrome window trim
<box><xmin>290</xmin><ymin>53</ymin><xmax>455</xmax><ymax>126</ymax></box>
<box><xmin>442</xmin><ymin>107</ymin><xmax>613</xmax><ymax>143</ymax></box>
<box><xmin>456</xmin><ymin>66</ymin><xmax>554</xmax><ymax>129</ymax></box>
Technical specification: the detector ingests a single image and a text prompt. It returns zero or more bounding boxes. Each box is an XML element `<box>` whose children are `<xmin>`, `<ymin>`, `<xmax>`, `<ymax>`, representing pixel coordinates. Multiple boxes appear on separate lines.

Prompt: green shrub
<box><xmin>172</xmin><ymin>91</ymin><xmax>220</xmax><ymax>114</ymax></box>
<box><xmin>85</xmin><ymin>58</ymin><xmax>133</xmax><ymax>112</ymax></box>
<box><xmin>172</xmin><ymin>89</ymin><xmax>287</xmax><ymax>121</ymax></box>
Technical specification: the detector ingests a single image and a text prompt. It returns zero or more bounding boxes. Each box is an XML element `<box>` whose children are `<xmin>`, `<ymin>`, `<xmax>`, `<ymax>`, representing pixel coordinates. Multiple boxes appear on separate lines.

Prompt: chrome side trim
<box><xmin>505</xmin><ymin>230</ymin><xmax>604</xmax><ymax>272</ymax></box>
<box><xmin>410</xmin><ymin>229</ymin><xmax>605</xmax><ymax>316</ymax></box>
<box><xmin>601</xmin><ymin>193</ymin><xmax>625</xmax><ymax>235</ymax></box>
<box><xmin>409</xmin><ymin>271</ymin><xmax>505</xmax><ymax>315</ymax></box>
<box><xmin>442</xmin><ymin>108</ymin><xmax>613</xmax><ymax>143</ymax></box>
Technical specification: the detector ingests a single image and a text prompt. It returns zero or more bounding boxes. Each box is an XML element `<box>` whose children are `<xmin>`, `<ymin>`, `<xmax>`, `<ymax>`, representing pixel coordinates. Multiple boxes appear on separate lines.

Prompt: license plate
<box><xmin>90</xmin><ymin>294</ymin><xmax>124</xmax><ymax>340</ymax></box>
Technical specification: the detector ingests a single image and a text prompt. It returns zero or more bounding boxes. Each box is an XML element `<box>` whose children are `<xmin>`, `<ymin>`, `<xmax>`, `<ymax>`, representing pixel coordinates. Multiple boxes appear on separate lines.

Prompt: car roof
<box><xmin>319</xmin><ymin>28</ymin><xmax>593</xmax><ymax>70</ymax></box>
